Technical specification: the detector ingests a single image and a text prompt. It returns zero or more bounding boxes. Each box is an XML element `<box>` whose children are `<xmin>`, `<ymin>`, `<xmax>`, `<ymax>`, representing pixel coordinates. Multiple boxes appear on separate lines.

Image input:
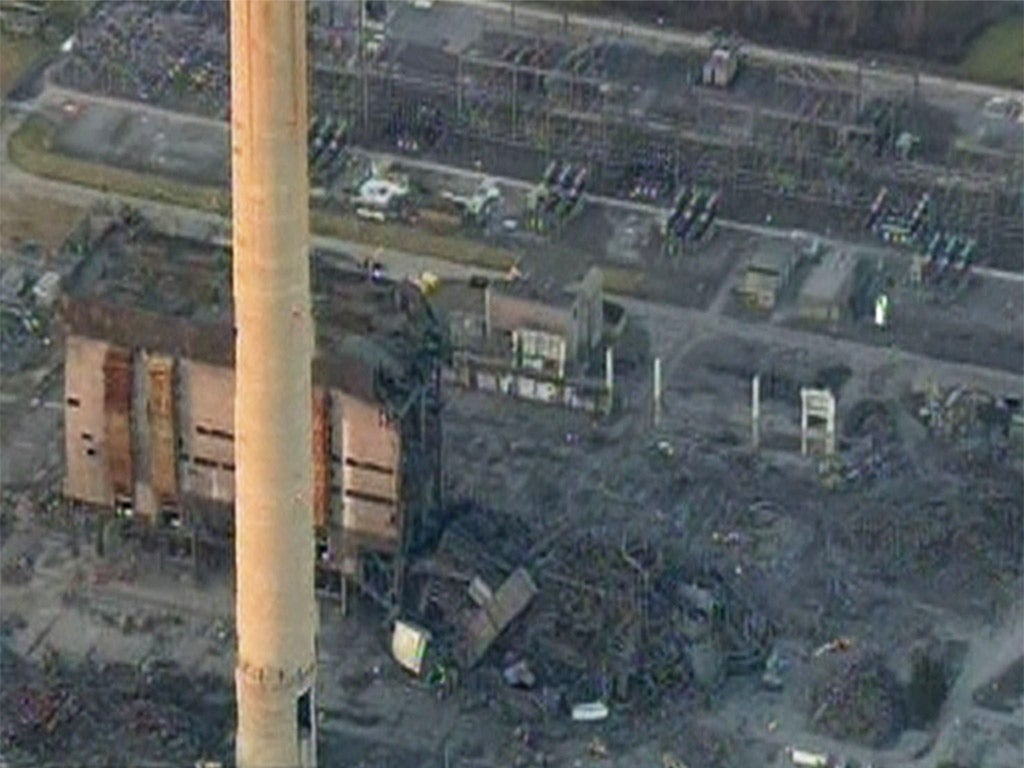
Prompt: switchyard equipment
<box><xmin>626</xmin><ymin>148</ymin><xmax>678</xmax><ymax>202</ymax></box>
<box><xmin>526</xmin><ymin>160</ymin><xmax>587</xmax><ymax>233</ymax></box>
<box><xmin>58</xmin><ymin>3</ymin><xmax>1024</xmax><ymax>260</ymax></box>
<box><xmin>859</xmin><ymin>98</ymin><xmax>908</xmax><ymax>157</ymax></box>
<box><xmin>923</xmin><ymin>235</ymin><xmax>976</xmax><ymax>283</ymax></box>
<box><xmin>908</xmin><ymin>192</ymin><xmax>930</xmax><ymax>236</ymax></box>
<box><xmin>441</xmin><ymin>179</ymin><xmax>502</xmax><ymax>228</ymax></box>
<box><xmin>353</xmin><ymin>173</ymin><xmax>411</xmax><ymax>222</ymax></box>
<box><xmin>388</xmin><ymin>103</ymin><xmax>446</xmax><ymax>154</ymax></box>
<box><xmin>702</xmin><ymin>39</ymin><xmax>740</xmax><ymax>89</ymax></box>
<box><xmin>662</xmin><ymin>185</ymin><xmax>721</xmax><ymax>256</ymax></box>
<box><xmin>309</xmin><ymin>115</ymin><xmax>352</xmax><ymax>184</ymax></box>
<box><xmin>866</xmin><ymin>186</ymin><xmax>977</xmax><ymax>286</ymax></box>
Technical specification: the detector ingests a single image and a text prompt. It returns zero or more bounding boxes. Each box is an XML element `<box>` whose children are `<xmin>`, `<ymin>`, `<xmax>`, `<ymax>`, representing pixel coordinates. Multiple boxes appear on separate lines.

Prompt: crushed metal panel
<box><xmin>341</xmin><ymin>394</ymin><xmax>400</xmax><ymax>468</ymax></box>
<box><xmin>340</xmin><ymin>392</ymin><xmax>402</xmax><ymax>544</ymax></box>
<box><xmin>178</xmin><ymin>361</ymin><xmax>235</xmax><ymax>502</ymax></box>
<box><xmin>312</xmin><ymin>388</ymin><xmax>331</xmax><ymax>529</ymax></box>
<box><xmin>102</xmin><ymin>345</ymin><xmax>133</xmax><ymax>499</ymax></box>
<box><xmin>64</xmin><ymin>335</ymin><xmax>114</xmax><ymax>506</ymax></box>
<box><xmin>147</xmin><ymin>354</ymin><xmax>178</xmax><ymax>502</ymax></box>
<box><xmin>343</xmin><ymin>465</ymin><xmax>398</xmax><ymax>503</ymax></box>
<box><xmin>391</xmin><ymin>620</ymin><xmax>431</xmax><ymax>676</ymax></box>
<box><xmin>463</xmin><ymin>567</ymin><xmax>538</xmax><ymax>667</ymax></box>
<box><xmin>343</xmin><ymin>495</ymin><xmax>399</xmax><ymax>544</ymax></box>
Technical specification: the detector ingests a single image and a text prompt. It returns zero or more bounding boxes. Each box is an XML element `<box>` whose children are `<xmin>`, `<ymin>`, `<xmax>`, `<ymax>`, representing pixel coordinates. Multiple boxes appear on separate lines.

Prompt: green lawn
<box><xmin>9</xmin><ymin>116</ymin><xmax>231</xmax><ymax>212</ymax></box>
<box><xmin>0</xmin><ymin>35</ymin><xmax>48</xmax><ymax>97</ymax></box>
<box><xmin>1</xmin><ymin>2</ymin><xmax>91</xmax><ymax>98</ymax></box>
<box><xmin>960</xmin><ymin>17</ymin><xmax>1024</xmax><ymax>89</ymax></box>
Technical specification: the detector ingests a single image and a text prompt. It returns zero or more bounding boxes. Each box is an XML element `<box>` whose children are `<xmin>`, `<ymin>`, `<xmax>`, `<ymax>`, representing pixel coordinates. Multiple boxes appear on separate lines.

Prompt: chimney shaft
<box><xmin>231</xmin><ymin>2</ymin><xmax>316</xmax><ymax>766</ymax></box>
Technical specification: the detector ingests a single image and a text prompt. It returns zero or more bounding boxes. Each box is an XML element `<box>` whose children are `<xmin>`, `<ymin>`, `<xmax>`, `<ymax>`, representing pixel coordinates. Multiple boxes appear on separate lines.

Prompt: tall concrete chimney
<box><xmin>230</xmin><ymin>2</ymin><xmax>317</xmax><ymax>766</ymax></box>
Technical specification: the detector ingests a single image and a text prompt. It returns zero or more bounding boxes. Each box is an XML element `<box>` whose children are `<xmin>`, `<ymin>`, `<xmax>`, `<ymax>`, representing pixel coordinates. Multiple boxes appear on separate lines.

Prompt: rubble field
<box><xmin>1</xmin><ymin>289</ymin><xmax>1022</xmax><ymax>766</ymax></box>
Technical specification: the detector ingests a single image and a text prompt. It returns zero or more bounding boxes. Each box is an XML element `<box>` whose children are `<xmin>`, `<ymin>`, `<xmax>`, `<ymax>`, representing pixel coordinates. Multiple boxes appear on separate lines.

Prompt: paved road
<box><xmin>451</xmin><ymin>0</ymin><xmax>1024</xmax><ymax>103</ymax></box>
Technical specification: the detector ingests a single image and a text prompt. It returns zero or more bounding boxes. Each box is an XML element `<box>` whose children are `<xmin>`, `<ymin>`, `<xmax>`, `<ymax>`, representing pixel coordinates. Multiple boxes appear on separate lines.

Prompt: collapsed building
<box><xmin>59</xmin><ymin>217</ymin><xmax>444</xmax><ymax>611</ymax></box>
<box><xmin>433</xmin><ymin>267</ymin><xmax>615</xmax><ymax>413</ymax></box>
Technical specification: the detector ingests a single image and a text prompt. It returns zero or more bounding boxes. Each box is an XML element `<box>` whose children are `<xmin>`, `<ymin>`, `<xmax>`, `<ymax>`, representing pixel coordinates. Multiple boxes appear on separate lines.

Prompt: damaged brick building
<box><xmin>434</xmin><ymin>267</ymin><xmax>616</xmax><ymax>414</ymax></box>
<box><xmin>60</xmin><ymin>217</ymin><xmax>445</xmax><ymax>610</ymax></box>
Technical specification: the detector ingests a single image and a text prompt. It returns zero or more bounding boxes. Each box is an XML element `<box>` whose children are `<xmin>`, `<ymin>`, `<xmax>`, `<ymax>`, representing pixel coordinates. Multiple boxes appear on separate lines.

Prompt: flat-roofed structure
<box><xmin>739</xmin><ymin>245</ymin><xmax>800</xmax><ymax>310</ymax></box>
<box><xmin>798</xmin><ymin>250</ymin><xmax>858</xmax><ymax>323</ymax></box>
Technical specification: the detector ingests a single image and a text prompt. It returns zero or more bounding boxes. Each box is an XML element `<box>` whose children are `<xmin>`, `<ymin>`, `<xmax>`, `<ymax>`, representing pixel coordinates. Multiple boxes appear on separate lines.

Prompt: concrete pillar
<box><xmin>800</xmin><ymin>387</ymin><xmax>836</xmax><ymax>457</ymax></box>
<box><xmin>230</xmin><ymin>2</ymin><xmax>317</xmax><ymax>767</ymax></box>
<box><xmin>605</xmin><ymin>346</ymin><xmax>614</xmax><ymax>397</ymax></box>
<box><xmin>483</xmin><ymin>285</ymin><xmax>492</xmax><ymax>341</ymax></box>
<box><xmin>751</xmin><ymin>373</ymin><xmax>760</xmax><ymax>449</ymax></box>
<box><xmin>653</xmin><ymin>357</ymin><xmax>662</xmax><ymax>428</ymax></box>
<box><xmin>800</xmin><ymin>388</ymin><xmax>809</xmax><ymax>456</ymax></box>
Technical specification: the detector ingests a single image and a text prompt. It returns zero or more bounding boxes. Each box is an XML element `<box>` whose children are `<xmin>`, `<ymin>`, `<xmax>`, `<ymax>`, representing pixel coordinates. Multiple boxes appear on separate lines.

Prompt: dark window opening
<box><xmin>196</xmin><ymin>425</ymin><xmax>234</xmax><ymax>441</ymax></box>
<box><xmin>221</xmin><ymin>462</ymin><xmax>235</xmax><ymax>471</ymax></box>
<box><xmin>344</xmin><ymin>488</ymin><xmax>395</xmax><ymax>507</ymax></box>
<box><xmin>85</xmin><ymin>448</ymin><xmax>96</xmax><ymax>457</ymax></box>
<box><xmin>81</xmin><ymin>432</ymin><xmax>93</xmax><ymax>441</ymax></box>
<box><xmin>297</xmin><ymin>688</ymin><xmax>313</xmax><ymax>736</ymax></box>
<box><xmin>66</xmin><ymin>397</ymin><xmax>81</xmax><ymax>407</ymax></box>
<box><xmin>193</xmin><ymin>456</ymin><xmax>219</xmax><ymax>469</ymax></box>
<box><xmin>344</xmin><ymin>457</ymin><xmax>394</xmax><ymax>475</ymax></box>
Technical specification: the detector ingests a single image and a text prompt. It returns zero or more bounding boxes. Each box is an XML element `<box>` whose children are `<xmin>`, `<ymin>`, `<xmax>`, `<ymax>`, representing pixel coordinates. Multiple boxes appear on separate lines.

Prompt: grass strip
<box><xmin>959</xmin><ymin>18</ymin><xmax>1024</xmax><ymax>89</ymax></box>
<box><xmin>9</xmin><ymin>115</ymin><xmax>519</xmax><ymax>272</ymax></box>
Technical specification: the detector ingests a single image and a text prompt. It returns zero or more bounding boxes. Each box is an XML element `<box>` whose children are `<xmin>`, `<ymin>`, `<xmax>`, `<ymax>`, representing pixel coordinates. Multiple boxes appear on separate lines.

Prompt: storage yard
<box><xmin>1</xmin><ymin>2</ymin><xmax>1023</xmax><ymax>767</ymax></box>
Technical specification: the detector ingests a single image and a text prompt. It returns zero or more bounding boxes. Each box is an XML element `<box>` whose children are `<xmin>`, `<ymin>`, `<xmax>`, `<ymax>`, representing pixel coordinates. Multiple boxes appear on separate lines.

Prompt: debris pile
<box><xmin>408</xmin><ymin>505</ymin><xmax>775</xmax><ymax>713</ymax></box>
<box><xmin>0</xmin><ymin>304</ymin><xmax>48</xmax><ymax>375</ymax></box>
<box><xmin>809</xmin><ymin>646</ymin><xmax>904</xmax><ymax>747</ymax></box>
<box><xmin>1</xmin><ymin>555</ymin><xmax>35</xmax><ymax>586</ymax></box>
<box><xmin>0</xmin><ymin>646</ymin><xmax>231</xmax><ymax>765</ymax></box>
<box><xmin>834</xmin><ymin>400</ymin><xmax>912</xmax><ymax>487</ymax></box>
<box><xmin>838</xmin><ymin>437</ymin><xmax>909</xmax><ymax>485</ymax></box>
